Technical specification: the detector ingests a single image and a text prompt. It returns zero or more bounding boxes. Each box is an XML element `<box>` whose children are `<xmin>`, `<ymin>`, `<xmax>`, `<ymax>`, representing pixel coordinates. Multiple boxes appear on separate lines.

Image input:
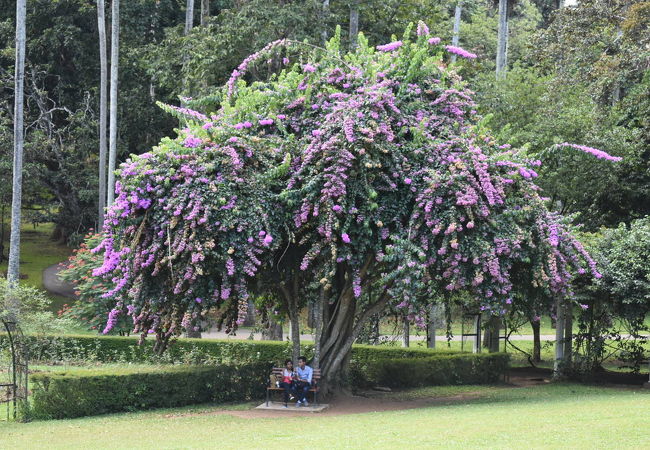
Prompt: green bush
<box><xmin>351</xmin><ymin>353</ymin><xmax>510</xmax><ymax>388</ymax></box>
<box><xmin>1</xmin><ymin>334</ymin><xmax>455</xmax><ymax>366</ymax></box>
<box><xmin>30</xmin><ymin>362</ymin><xmax>271</xmax><ymax>420</ymax></box>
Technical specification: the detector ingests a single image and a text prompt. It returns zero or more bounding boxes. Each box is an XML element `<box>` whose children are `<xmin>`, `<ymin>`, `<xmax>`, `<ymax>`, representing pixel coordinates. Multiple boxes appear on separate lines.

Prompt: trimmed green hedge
<box><xmin>351</xmin><ymin>353</ymin><xmax>510</xmax><ymax>388</ymax></box>
<box><xmin>2</xmin><ymin>334</ymin><xmax>457</xmax><ymax>366</ymax></box>
<box><xmin>30</xmin><ymin>362</ymin><xmax>271</xmax><ymax>420</ymax></box>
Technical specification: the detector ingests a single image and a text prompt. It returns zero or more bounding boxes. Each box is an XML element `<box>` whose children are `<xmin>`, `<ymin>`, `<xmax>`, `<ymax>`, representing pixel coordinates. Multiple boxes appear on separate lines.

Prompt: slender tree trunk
<box><xmin>473</xmin><ymin>313</ymin><xmax>481</xmax><ymax>353</ymax></box>
<box><xmin>107</xmin><ymin>0</ymin><xmax>120</xmax><ymax>207</ymax></box>
<box><xmin>564</xmin><ymin>302</ymin><xmax>573</xmax><ymax>364</ymax></box>
<box><xmin>496</xmin><ymin>0</ymin><xmax>508</xmax><ymax>78</ymax></box>
<box><xmin>427</xmin><ymin>304</ymin><xmax>437</xmax><ymax>349</ymax></box>
<box><xmin>531</xmin><ymin>319</ymin><xmax>541</xmax><ymax>363</ymax></box>
<box><xmin>349</xmin><ymin>0</ymin><xmax>359</xmax><ymax>50</ymax></box>
<box><xmin>484</xmin><ymin>316</ymin><xmax>501</xmax><ymax>352</ymax></box>
<box><xmin>97</xmin><ymin>0</ymin><xmax>108</xmax><ymax>228</ymax></box>
<box><xmin>402</xmin><ymin>316</ymin><xmax>410</xmax><ymax>347</ymax></box>
<box><xmin>0</xmin><ymin>203</ymin><xmax>6</xmax><ymax>263</ymax></box>
<box><xmin>185</xmin><ymin>0</ymin><xmax>195</xmax><ymax>34</ymax></box>
<box><xmin>321</xmin><ymin>0</ymin><xmax>330</xmax><ymax>44</ymax></box>
<box><xmin>7</xmin><ymin>0</ymin><xmax>27</xmax><ymax>321</ymax></box>
<box><xmin>451</xmin><ymin>1</ymin><xmax>463</xmax><ymax>63</ymax></box>
<box><xmin>554</xmin><ymin>299</ymin><xmax>566</xmax><ymax>378</ymax></box>
<box><xmin>200</xmin><ymin>0</ymin><xmax>210</xmax><ymax>26</ymax></box>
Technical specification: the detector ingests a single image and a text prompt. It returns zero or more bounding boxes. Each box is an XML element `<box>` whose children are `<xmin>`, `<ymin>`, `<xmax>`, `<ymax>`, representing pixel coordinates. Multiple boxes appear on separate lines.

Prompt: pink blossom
<box><xmin>445</xmin><ymin>45</ymin><xmax>477</xmax><ymax>59</ymax></box>
<box><xmin>341</xmin><ymin>233</ymin><xmax>351</xmax><ymax>243</ymax></box>
<box><xmin>377</xmin><ymin>41</ymin><xmax>403</xmax><ymax>52</ymax></box>
<box><xmin>557</xmin><ymin>143</ymin><xmax>622</xmax><ymax>162</ymax></box>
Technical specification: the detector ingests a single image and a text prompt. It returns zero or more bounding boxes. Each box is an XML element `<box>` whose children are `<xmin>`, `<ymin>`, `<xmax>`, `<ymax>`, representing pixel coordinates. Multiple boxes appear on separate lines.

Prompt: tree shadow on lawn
<box><xmin>163</xmin><ymin>372</ymin><xmax>650</xmax><ymax>421</ymax></box>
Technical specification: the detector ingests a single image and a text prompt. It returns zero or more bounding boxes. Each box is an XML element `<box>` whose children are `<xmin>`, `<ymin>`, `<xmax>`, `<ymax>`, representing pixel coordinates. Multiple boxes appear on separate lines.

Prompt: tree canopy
<box><xmin>92</xmin><ymin>25</ymin><xmax>606</xmax><ymax>382</ymax></box>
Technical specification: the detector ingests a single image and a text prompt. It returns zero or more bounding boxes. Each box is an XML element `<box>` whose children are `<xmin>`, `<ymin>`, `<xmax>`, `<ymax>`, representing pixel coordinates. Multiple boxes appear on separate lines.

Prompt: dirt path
<box><xmin>42</xmin><ymin>262</ymin><xmax>77</xmax><ymax>299</ymax></box>
<box><xmin>165</xmin><ymin>370</ymin><xmax>553</xmax><ymax>420</ymax></box>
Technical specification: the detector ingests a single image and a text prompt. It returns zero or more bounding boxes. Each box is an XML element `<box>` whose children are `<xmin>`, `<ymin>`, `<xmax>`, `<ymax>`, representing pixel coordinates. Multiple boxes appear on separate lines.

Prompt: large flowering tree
<box><xmin>94</xmin><ymin>24</ymin><xmax>606</xmax><ymax>387</ymax></box>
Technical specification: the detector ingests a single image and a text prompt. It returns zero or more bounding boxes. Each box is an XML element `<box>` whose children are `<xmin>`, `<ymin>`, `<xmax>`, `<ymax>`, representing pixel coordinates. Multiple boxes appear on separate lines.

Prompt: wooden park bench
<box><xmin>266</xmin><ymin>367</ymin><xmax>321</xmax><ymax>406</ymax></box>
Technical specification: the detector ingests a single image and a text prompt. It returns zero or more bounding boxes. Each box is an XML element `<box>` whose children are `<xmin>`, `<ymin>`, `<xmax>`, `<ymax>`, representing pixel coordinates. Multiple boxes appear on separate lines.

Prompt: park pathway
<box><xmin>42</xmin><ymin>262</ymin><xmax>77</xmax><ymax>299</ymax></box>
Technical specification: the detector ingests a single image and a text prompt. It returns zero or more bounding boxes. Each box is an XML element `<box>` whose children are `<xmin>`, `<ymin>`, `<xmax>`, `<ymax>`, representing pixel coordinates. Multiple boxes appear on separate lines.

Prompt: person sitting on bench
<box><xmin>294</xmin><ymin>356</ymin><xmax>313</xmax><ymax>407</ymax></box>
<box><xmin>280</xmin><ymin>359</ymin><xmax>295</xmax><ymax>408</ymax></box>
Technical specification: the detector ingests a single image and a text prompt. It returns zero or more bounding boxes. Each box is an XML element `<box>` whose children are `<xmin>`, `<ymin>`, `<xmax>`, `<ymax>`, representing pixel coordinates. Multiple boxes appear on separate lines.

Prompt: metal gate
<box><xmin>0</xmin><ymin>318</ymin><xmax>28</xmax><ymax>421</ymax></box>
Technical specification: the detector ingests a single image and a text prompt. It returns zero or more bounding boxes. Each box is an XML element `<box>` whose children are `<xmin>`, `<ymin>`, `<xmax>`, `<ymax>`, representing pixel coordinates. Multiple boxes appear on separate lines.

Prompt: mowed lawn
<box><xmin>1</xmin><ymin>383</ymin><xmax>649</xmax><ymax>449</ymax></box>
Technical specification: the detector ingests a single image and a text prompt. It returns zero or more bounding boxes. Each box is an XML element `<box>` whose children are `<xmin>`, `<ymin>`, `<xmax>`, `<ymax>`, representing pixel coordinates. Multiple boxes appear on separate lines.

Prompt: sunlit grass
<box><xmin>0</xmin><ymin>383</ymin><xmax>648</xmax><ymax>448</ymax></box>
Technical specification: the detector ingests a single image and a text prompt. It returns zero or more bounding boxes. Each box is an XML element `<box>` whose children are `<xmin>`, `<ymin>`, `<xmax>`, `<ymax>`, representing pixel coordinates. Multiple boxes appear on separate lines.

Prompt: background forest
<box><xmin>0</xmin><ymin>0</ymin><xmax>648</xmax><ymax>246</ymax></box>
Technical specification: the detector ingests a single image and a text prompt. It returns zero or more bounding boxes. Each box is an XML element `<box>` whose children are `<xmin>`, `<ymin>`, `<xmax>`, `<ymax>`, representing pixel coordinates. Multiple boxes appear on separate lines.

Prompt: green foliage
<box><xmin>0</xmin><ymin>279</ymin><xmax>74</xmax><ymax>334</ymax></box>
<box><xmin>570</xmin><ymin>219</ymin><xmax>650</xmax><ymax>373</ymax></box>
<box><xmin>350</xmin><ymin>352</ymin><xmax>510</xmax><ymax>388</ymax></box>
<box><xmin>30</xmin><ymin>362</ymin><xmax>271</xmax><ymax>420</ymax></box>
<box><xmin>1</xmin><ymin>334</ymin><xmax>460</xmax><ymax>366</ymax></box>
<box><xmin>58</xmin><ymin>233</ymin><xmax>131</xmax><ymax>334</ymax></box>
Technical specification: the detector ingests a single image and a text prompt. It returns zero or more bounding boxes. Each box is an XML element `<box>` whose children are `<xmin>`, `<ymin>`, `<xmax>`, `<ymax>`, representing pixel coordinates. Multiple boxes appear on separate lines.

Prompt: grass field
<box><xmin>1</xmin><ymin>383</ymin><xmax>648</xmax><ymax>449</ymax></box>
<box><xmin>0</xmin><ymin>222</ymin><xmax>71</xmax><ymax>289</ymax></box>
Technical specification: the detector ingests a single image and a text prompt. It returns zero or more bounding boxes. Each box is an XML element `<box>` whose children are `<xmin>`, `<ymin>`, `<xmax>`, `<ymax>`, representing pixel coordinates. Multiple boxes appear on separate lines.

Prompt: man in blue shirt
<box><xmin>294</xmin><ymin>356</ymin><xmax>313</xmax><ymax>407</ymax></box>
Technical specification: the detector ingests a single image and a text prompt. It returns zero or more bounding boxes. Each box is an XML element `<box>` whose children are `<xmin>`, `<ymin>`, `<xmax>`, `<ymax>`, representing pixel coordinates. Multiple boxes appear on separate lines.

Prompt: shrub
<box><xmin>2</xmin><ymin>334</ymin><xmax>456</xmax><ymax>366</ymax></box>
<box><xmin>30</xmin><ymin>362</ymin><xmax>271</xmax><ymax>420</ymax></box>
<box><xmin>58</xmin><ymin>233</ymin><xmax>132</xmax><ymax>335</ymax></box>
<box><xmin>350</xmin><ymin>353</ymin><xmax>510</xmax><ymax>388</ymax></box>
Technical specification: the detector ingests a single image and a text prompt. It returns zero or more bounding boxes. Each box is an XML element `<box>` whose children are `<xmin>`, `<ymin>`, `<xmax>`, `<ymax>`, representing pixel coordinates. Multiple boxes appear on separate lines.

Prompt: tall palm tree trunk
<box><xmin>97</xmin><ymin>0</ymin><xmax>108</xmax><ymax>227</ymax></box>
<box><xmin>185</xmin><ymin>0</ymin><xmax>195</xmax><ymax>34</ymax></box>
<box><xmin>200</xmin><ymin>0</ymin><xmax>209</xmax><ymax>26</ymax></box>
<box><xmin>107</xmin><ymin>0</ymin><xmax>120</xmax><ymax>207</ymax></box>
<box><xmin>7</xmin><ymin>0</ymin><xmax>27</xmax><ymax>320</ymax></box>
<box><xmin>349</xmin><ymin>0</ymin><xmax>359</xmax><ymax>50</ymax></box>
<box><xmin>451</xmin><ymin>1</ymin><xmax>463</xmax><ymax>63</ymax></box>
<box><xmin>496</xmin><ymin>0</ymin><xmax>509</xmax><ymax>78</ymax></box>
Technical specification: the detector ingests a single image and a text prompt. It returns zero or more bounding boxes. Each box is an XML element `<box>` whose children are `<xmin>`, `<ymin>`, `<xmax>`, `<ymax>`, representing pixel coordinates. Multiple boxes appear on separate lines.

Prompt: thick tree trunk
<box><xmin>97</xmin><ymin>0</ymin><xmax>108</xmax><ymax>228</ymax></box>
<box><xmin>554</xmin><ymin>299</ymin><xmax>566</xmax><ymax>378</ymax></box>
<box><xmin>349</xmin><ymin>0</ymin><xmax>359</xmax><ymax>50</ymax></box>
<box><xmin>107</xmin><ymin>0</ymin><xmax>120</xmax><ymax>207</ymax></box>
<box><xmin>6</xmin><ymin>0</ymin><xmax>27</xmax><ymax>320</ymax></box>
<box><xmin>262</xmin><ymin>319</ymin><xmax>283</xmax><ymax>340</ymax></box>
<box><xmin>304</xmin><ymin>259</ymin><xmax>390</xmax><ymax>396</ymax></box>
<box><xmin>200</xmin><ymin>0</ymin><xmax>210</xmax><ymax>26</ymax></box>
<box><xmin>451</xmin><ymin>1</ymin><xmax>463</xmax><ymax>63</ymax></box>
<box><xmin>531</xmin><ymin>319</ymin><xmax>541</xmax><ymax>363</ymax></box>
<box><xmin>496</xmin><ymin>0</ymin><xmax>508</xmax><ymax>78</ymax></box>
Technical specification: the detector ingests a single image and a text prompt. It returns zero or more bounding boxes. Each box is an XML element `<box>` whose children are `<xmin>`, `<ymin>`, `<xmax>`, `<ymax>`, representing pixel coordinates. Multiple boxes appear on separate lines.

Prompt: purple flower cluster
<box><xmin>445</xmin><ymin>45</ymin><xmax>477</xmax><ymax>59</ymax></box>
<box><xmin>556</xmin><ymin>143</ymin><xmax>622</xmax><ymax>162</ymax></box>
